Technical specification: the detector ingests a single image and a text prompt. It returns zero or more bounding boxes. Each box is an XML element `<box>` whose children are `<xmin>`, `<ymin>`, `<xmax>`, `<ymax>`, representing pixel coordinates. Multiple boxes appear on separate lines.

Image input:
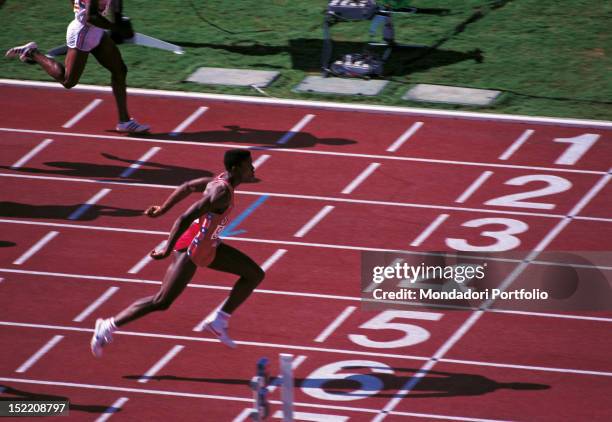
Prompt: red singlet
<box><xmin>174</xmin><ymin>174</ymin><xmax>234</xmax><ymax>267</ymax></box>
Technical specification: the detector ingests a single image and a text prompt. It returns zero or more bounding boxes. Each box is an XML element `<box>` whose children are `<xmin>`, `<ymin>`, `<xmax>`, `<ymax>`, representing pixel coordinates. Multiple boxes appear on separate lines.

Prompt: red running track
<box><xmin>1</xmin><ymin>80</ymin><xmax>612</xmax><ymax>421</ymax></box>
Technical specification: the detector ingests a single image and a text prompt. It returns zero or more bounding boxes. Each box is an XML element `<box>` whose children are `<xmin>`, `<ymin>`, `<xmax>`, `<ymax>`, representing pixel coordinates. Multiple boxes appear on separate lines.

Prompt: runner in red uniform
<box><xmin>91</xmin><ymin>149</ymin><xmax>264</xmax><ymax>356</ymax></box>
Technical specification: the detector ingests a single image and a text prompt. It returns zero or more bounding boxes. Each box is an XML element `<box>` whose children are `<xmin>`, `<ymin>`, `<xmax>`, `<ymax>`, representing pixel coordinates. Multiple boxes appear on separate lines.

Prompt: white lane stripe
<box><xmin>138</xmin><ymin>345</ymin><xmax>184</xmax><ymax>383</ymax></box>
<box><xmin>68</xmin><ymin>188</ymin><xmax>111</xmax><ymax>220</ymax></box>
<box><xmin>252</xmin><ymin>154</ymin><xmax>270</xmax><ymax>169</ymax></box>
<box><xmin>128</xmin><ymin>240</ymin><xmax>167</xmax><ymax>274</ymax></box>
<box><xmin>276</xmin><ymin>114</ymin><xmax>315</xmax><ymax>145</ymax></box>
<box><xmin>95</xmin><ymin>397</ymin><xmax>129</xmax><ymax>422</ymax></box>
<box><xmin>341</xmin><ymin>163</ymin><xmax>380</xmax><ymax>194</ymax></box>
<box><xmin>0</xmin><ymin>376</ymin><xmax>511</xmax><ymax>422</ymax></box>
<box><xmin>261</xmin><ymin>249</ymin><xmax>287</xmax><ymax>272</ymax></box>
<box><xmin>10</xmin><ymin>139</ymin><xmax>54</xmax><ymax>169</ymax></box>
<box><xmin>15</xmin><ymin>335</ymin><xmax>63</xmax><ymax>373</ymax></box>
<box><xmin>4</xmin><ymin>78</ymin><xmax>612</xmax><ymax>128</ymax></box>
<box><xmin>3</xmin><ymin>267</ymin><xmax>612</xmax><ymax>323</ymax></box>
<box><xmin>13</xmin><ymin>231</ymin><xmax>59</xmax><ymax>265</ymax></box>
<box><xmin>314</xmin><ymin>306</ymin><xmax>357</xmax><ymax>343</ymax></box>
<box><xmin>2</xmin><ymin>172</ymin><xmax>591</xmax><ymax>220</ymax></box>
<box><xmin>62</xmin><ymin>98</ymin><xmax>103</xmax><ymax>128</ymax></box>
<box><xmin>170</xmin><ymin>106</ymin><xmax>208</xmax><ymax>135</ymax></box>
<box><xmin>498</xmin><ymin>129</ymin><xmax>534</xmax><ymax>160</ymax></box>
<box><xmin>4</xmin><ymin>320</ymin><xmax>612</xmax><ymax>376</ymax></box>
<box><xmin>410</xmin><ymin>214</ymin><xmax>449</xmax><ymax>247</ymax></box>
<box><xmin>294</xmin><ymin>205</ymin><xmax>335</xmax><ymax>237</ymax></box>
<box><xmin>455</xmin><ymin>171</ymin><xmax>494</xmax><ymax>203</ymax></box>
<box><xmin>0</xmin><ymin>127</ymin><xmax>606</xmax><ymax>176</ymax></box>
<box><xmin>374</xmin><ymin>169</ymin><xmax>612</xmax><ymax>421</ymax></box>
<box><xmin>73</xmin><ymin>287</ymin><xmax>120</xmax><ymax>322</ymax></box>
<box><xmin>232</xmin><ymin>408</ymin><xmax>255</xmax><ymax>422</ymax></box>
<box><xmin>386</xmin><ymin>121</ymin><xmax>423</xmax><ymax>152</ymax></box>
<box><xmin>119</xmin><ymin>147</ymin><xmax>161</xmax><ymax>178</ymax></box>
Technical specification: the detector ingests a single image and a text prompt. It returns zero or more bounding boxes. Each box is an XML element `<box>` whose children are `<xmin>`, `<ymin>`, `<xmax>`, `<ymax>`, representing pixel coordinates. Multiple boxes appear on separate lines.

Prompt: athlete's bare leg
<box><xmin>208</xmin><ymin>243</ymin><xmax>265</xmax><ymax>315</ymax></box>
<box><xmin>29</xmin><ymin>47</ymin><xmax>89</xmax><ymax>89</ymax></box>
<box><xmin>90</xmin><ymin>34</ymin><xmax>130</xmax><ymax>122</ymax></box>
<box><xmin>113</xmin><ymin>250</ymin><xmax>197</xmax><ymax>327</ymax></box>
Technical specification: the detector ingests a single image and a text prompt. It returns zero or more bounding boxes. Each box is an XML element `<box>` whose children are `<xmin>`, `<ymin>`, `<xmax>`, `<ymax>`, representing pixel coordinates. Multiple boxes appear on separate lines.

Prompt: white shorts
<box><xmin>66</xmin><ymin>19</ymin><xmax>104</xmax><ymax>52</ymax></box>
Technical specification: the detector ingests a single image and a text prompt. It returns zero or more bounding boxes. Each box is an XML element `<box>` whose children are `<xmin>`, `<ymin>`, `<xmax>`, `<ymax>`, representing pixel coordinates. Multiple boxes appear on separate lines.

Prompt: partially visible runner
<box><xmin>5</xmin><ymin>0</ymin><xmax>149</xmax><ymax>133</ymax></box>
<box><xmin>91</xmin><ymin>149</ymin><xmax>265</xmax><ymax>356</ymax></box>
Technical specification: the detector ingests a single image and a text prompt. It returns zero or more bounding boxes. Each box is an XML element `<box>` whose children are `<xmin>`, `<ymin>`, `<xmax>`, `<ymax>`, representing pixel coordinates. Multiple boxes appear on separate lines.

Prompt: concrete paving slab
<box><xmin>294</xmin><ymin>76</ymin><xmax>388</xmax><ymax>96</ymax></box>
<box><xmin>403</xmin><ymin>84</ymin><xmax>501</xmax><ymax>106</ymax></box>
<box><xmin>186</xmin><ymin>67</ymin><xmax>279</xmax><ymax>87</ymax></box>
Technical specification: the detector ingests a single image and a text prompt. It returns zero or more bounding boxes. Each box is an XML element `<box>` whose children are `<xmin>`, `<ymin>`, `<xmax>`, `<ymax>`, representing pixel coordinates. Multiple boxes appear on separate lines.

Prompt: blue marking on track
<box><xmin>221</xmin><ymin>195</ymin><xmax>269</xmax><ymax>237</ymax></box>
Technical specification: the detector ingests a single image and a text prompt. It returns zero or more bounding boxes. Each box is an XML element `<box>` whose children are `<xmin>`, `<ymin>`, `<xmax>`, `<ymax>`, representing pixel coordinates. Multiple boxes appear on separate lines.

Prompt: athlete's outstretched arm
<box><xmin>150</xmin><ymin>183</ymin><xmax>230</xmax><ymax>259</ymax></box>
<box><xmin>144</xmin><ymin>177</ymin><xmax>213</xmax><ymax>217</ymax></box>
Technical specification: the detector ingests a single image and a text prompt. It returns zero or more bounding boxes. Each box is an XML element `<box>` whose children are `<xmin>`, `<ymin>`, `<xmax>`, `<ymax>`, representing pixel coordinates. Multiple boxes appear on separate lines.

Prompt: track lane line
<box><xmin>342</xmin><ymin>163</ymin><xmax>380</xmax><ymax>194</ymax></box>
<box><xmin>498</xmin><ymin>129</ymin><xmax>534</xmax><ymax>160</ymax></box>
<box><xmin>314</xmin><ymin>306</ymin><xmax>357</xmax><ymax>343</ymax></box>
<box><xmin>0</xmin><ymin>376</ymin><xmax>510</xmax><ymax>422</ymax></box>
<box><xmin>62</xmin><ymin>98</ymin><xmax>103</xmax><ymax>129</ymax></box>
<box><xmin>15</xmin><ymin>335</ymin><xmax>64</xmax><ymax>373</ymax></box>
<box><xmin>2</xmin><ymin>267</ymin><xmax>610</xmax><ymax>322</ymax></box>
<box><xmin>13</xmin><ymin>231</ymin><xmax>59</xmax><ymax>265</ymax></box>
<box><xmin>276</xmin><ymin>114</ymin><xmax>315</xmax><ymax>145</ymax></box>
<box><xmin>10</xmin><ymin>139</ymin><xmax>54</xmax><ymax>169</ymax></box>
<box><xmin>170</xmin><ymin>106</ymin><xmax>208</xmax><ymax>135</ymax></box>
<box><xmin>73</xmin><ymin>287</ymin><xmax>120</xmax><ymax>322</ymax></box>
<box><xmin>1</xmin><ymin>127</ymin><xmax>607</xmax><ymax>175</ymax></box>
<box><xmin>95</xmin><ymin>397</ymin><xmax>129</xmax><ymax>422</ymax></box>
<box><xmin>410</xmin><ymin>214</ymin><xmax>449</xmax><ymax>247</ymax></box>
<box><xmin>4</xmin><ymin>171</ymin><xmax>598</xmax><ymax>219</ymax></box>
<box><xmin>119</xmin><ymin>147</ymin><xmax>161</xmax><ymax>178</ymax></box>
<box><xmin>455</xmin><ymin>171</ymin><xmax>494</xmax><ymax>203</ymax></box>
<box><xmin>294</xmin><ymin>206</ymin><xmax>335</xmax><ymax>237</ymax></box>
<box><xmin>68</xmin><ymin>188</ymin><xmax>111</xmax><ymax>220</ymax></box>
<box><xmin>386</xmin><ymin>122</ymin><xmax>423</xmax><ymax>152</ymax></box>
<box><xmin>3</xmin><ymin>321</ymin><xmax>612</xmax><ymax>377</ymax></box>
<box><xmin>138</xmin><ymin>345</ymin><xmax>184</xmax><ymax>384</ymax></box>
<box><xmin>4</xmin><ymin>78</ymin><xmax>612</xmax><ymax>128</ymax></box>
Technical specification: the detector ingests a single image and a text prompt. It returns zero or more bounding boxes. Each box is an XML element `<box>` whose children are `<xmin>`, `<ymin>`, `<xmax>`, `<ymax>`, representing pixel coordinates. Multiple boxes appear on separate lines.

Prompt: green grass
<box><xmin>1</xmin><ymin>0</ymin><xmax>611</xmax><ymax>119</ymax></box>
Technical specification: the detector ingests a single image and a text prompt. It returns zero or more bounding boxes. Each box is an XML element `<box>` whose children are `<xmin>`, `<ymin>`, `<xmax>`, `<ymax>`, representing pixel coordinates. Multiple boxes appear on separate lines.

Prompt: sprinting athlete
<box><xmin>5</xmin><ymin>0</ymin><xmax>149</xmax><ymax>133</ymax></box>
<box><xmin>91</xmin><ymin>149</ymin><xmax>265</xmax><ymax>356</ymax></box>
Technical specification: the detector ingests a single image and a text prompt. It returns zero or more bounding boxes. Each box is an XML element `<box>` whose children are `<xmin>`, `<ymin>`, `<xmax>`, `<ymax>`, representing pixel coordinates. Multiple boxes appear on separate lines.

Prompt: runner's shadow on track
<box><xmin>143</xmin><ymin>126</ymin><xmax>357</xmax><ymax>149</ymax></box>
<box><xmin>298</xmin><ymin>366</ymin><xmax>549</xmax><ymax>398</ymax></box>
<box><xmin>0</xmin><ymin>385</ymin><xmax>113</xmax><ymax>414</ymax></box>
<box><xmin>0</xmin><ymin>153</ymin><xmax>214</xmax><ymax>186</ymax></box>
<box><xmin>0</xmin><ymin>240</ymin><xmax>16</xmax><ymax>247</ymax></box>
<box><xmin>124</xmin><ymin>367</ymin><xmax>548</xmax><ymax>399</ymax></box>
<box><xmin>0</xmin><ymin>202</ymin><xmax>143</xmax><ymax>221</ymax></box>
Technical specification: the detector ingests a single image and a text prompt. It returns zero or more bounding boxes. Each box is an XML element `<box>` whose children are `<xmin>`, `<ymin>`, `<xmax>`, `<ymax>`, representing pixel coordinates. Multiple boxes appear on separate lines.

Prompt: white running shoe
<box><xmin>5</xmin><ymin>41</ymin><xmax>38</xmax><ymax>62</ymax></box>
<box><xmin>115</xmin><ymin>118</ymin><xmax>150</xmax><ymax>133</ymax></box>
<box><xmin>203</xmin><ymin>317</ymin><xmax>236</xmax><ymax>349</ymax></box>
<box><xmin>90</xmin><ymin>318</ymin><xmax>114</xmax><ymax>357</ymax></box>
